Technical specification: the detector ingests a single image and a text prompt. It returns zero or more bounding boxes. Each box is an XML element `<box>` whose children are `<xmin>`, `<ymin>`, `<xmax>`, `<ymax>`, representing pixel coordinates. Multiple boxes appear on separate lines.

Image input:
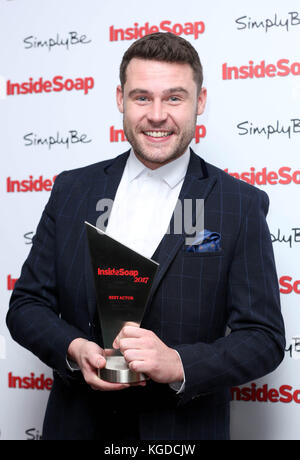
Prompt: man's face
<box><xmin>116</xmin><ymin>58</ymin><xmax>207</xmax><ymax>169</ymax></box>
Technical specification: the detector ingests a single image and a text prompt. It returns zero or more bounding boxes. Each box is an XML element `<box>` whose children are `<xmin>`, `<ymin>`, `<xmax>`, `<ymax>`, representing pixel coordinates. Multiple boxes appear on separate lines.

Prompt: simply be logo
<box><xmin>271</xmin><ymin>227</ymin><xmax>300</xmax><ymax>248</ymax></box>
<box><xmin>23</xmin><ymin>31</ymin><xmax>92</xmax><ymax>52</ymax></box>
<box><xmin>237</xmin><ymin>119</ymin><xmax>300</xmax><ymax>140</ymax></box>
<box><xmin>24</xmin><ymin>130</ymin><xmax>92</xmax><ymax>150</ymax></box>
<box><xmin>235</xmin><ymin>11</ymin><xmax>300</xmax><ymax>33</ymax></box>
<box><xmin>25</xmin><ymin>428</ymin><xmax>42</xmax><ymax>440</ymax></box>
<box><xmin>285</xmin><ymin>337</ymin><xmax>300</xmax><ymax>360</ymax></box>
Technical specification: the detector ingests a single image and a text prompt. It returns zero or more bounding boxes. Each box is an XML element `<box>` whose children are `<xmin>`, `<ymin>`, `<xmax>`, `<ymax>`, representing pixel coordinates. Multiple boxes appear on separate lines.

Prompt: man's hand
<box><xmin>113</xmin><ymin>326</ymin><xmax>184</xmax><ymax>384</ymax></box>
<box><xmin>67</xmin><ymin>338</ymin><xmax>145</xmax><ymax>391</ymax></box>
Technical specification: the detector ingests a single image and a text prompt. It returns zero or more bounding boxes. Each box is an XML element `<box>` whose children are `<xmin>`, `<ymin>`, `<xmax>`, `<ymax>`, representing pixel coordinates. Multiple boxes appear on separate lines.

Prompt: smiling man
<box><xmin>7</xmin><ymin>32</ymin><xmax>285</xmax><ymax>440</ymax></box>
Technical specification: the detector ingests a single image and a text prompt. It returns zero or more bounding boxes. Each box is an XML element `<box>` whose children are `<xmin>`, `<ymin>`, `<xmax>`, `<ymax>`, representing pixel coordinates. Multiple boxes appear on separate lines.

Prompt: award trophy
<box><xmin>85</xmin><ymin>222</ymin><xmax>159</xmax><ymax>384</ymax></box>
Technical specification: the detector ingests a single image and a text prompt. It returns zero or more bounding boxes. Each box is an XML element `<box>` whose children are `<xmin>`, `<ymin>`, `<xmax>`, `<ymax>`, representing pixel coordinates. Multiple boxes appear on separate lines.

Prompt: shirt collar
<box><xmin>126</xmin><ymin>148</ymin><xmax>190</xmax><ymax>189</ymax></box>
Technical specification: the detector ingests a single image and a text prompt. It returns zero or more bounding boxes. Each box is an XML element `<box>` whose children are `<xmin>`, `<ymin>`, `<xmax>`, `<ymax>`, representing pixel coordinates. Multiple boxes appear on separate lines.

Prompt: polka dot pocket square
<box><xmin>185</xmin><ymin>229</ymin><xmax>221</xmax><ymax>253</ymax></box>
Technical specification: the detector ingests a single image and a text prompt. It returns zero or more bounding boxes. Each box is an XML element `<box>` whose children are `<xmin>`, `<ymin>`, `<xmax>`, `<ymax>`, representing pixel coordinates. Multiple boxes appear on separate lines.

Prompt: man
<box><xmin>7</xmin><ymin>32</ymin><xmax>285</xmax><ymax>440</ymax></box>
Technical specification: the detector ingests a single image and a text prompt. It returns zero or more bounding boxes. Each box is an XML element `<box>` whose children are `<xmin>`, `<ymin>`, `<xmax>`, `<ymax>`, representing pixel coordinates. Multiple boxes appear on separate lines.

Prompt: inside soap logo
<box><xmin>231</xmin><ymin>383</ymin><xmax>300</xmax><ymax>403</ymax></box>
<box><xmin>6</xmin><ymin>175</ymin><xmax>57</xmax><ymax>192</ymax></box>
<box><xmin>95</xmin><ymin>198</ymin><xmax>204</xmax><ymax>245</ymax></box>
<box><xmin>109</xmin><ymin>20</ymin><xmax>205</xmax><ymax>41</ymax></box>
<box><xmin>8</xmin><ymin>372</ymin><xmax>53</xmax><ymax>390</ymax></box>
<box><xmin>222</xmin><ymin>59</ymin><xmax>300</xmax><ymax>80</ymax></box>
<box><xmin>280</xmin><ymin>275</ymin><xmax>300</xmax><ymax>294</ymax></box>
<box><xmin>6</xmin><ymin>75</ymin><xmax>94</xmax><ymax>96</ymax></box>
<box><xmin>224</xmin><ymin>166</ymin><xmax>300</xmax><ymax>185</ymax></box>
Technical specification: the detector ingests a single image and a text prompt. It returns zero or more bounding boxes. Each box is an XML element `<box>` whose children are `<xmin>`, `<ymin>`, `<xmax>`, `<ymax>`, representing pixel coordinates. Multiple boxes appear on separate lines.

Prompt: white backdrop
<box><xmin>0</xmin><ymin>0</ymin><xmax>299</xmax><ymax>440</ymax></box>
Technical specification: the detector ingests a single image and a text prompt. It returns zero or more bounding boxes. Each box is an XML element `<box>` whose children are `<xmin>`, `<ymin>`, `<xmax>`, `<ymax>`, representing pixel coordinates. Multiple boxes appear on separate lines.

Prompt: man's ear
<box><xmin>116</xmin><ymin>85</ymin><xmax>124</xmax><ymax>113</ymax></box>
<box><xmin>197</xmin><ymin>87</ymin><xmax>207</xmax><ymax>116</ymax></box>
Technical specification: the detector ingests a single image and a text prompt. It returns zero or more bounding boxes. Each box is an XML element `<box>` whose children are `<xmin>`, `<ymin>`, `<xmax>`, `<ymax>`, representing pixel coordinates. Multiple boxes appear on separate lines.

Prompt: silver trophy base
<box><xmin>98</xmin><ymin>356</ymin><xmax>147</xmax><ymax>383</ymax></box>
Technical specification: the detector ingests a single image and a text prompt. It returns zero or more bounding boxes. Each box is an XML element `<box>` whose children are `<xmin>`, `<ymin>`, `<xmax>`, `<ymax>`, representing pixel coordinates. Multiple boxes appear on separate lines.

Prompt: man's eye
<box><xmin>169</xmin><ymin>96</ymin><xmax>180</xmax><ymax>102</ymax></box>
<box><xmin>136</xmin><ymin>96</ymin><xmax>148</xmax><ymax>102</ymax></box>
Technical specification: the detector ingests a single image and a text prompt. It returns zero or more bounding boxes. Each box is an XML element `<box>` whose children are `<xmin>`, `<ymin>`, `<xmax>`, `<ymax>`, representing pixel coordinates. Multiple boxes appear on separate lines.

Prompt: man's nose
<box><xmin>147</xmin><ymin>99</ymin><xmax>167</xmax><ymax>124</ymax></box>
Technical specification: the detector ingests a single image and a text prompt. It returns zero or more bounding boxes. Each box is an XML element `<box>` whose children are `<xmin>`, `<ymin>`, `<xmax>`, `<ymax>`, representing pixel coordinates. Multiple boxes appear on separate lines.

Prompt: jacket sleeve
<box><xmin>6</xmin><ymin>173</ymin><xmax>89</xmax><ymax>378</ymax></box>
<box><xmin>174</xmin><ymin>189</ymin><xmax>285</xmax><ymax>405</ymax></box>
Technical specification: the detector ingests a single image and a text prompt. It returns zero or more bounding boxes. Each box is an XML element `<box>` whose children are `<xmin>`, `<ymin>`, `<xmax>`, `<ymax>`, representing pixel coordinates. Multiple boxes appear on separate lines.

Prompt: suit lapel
<box><xmin>85</xmin><ymin>151</ymin><xmax>130</xmax><ymax>227</ymax></box>
<box><xmin>145</xmin><ymin>150</ymin><xmax>217</xmax><ymax>307</ymax></box>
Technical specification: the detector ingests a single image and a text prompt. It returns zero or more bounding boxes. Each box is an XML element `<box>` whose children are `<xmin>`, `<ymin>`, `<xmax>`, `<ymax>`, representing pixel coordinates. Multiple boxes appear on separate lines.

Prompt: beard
<box><xmin>123</xmin><ymin>113</ymin><xmax>197</xmax><ymax>167</ymax></box>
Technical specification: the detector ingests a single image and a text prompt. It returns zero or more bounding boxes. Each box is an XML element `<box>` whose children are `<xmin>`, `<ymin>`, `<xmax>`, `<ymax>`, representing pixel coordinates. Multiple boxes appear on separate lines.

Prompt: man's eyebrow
<box><xmin>128</xmin><ymin>87</ymin><xmax>189</xmax><ymax>97</ymax></box>
<box><xmin>162</xmin><ymin>87</ymin><xmax>189</xmax><ymax>95</ymax></box>
<box><xmin>128</xmin><ymin>89</ymin><xmax>151</xmax><ymax>98</ymax></box>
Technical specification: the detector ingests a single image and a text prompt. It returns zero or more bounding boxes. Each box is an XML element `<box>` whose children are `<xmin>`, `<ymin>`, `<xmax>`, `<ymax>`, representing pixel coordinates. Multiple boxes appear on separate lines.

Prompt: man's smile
<box><xmin>141</xmin><ymin>130</ymin><xmax>175</xmax><ymax>143</ymax></box>
<box><xmin>143</xmin><ymin>130</ymin><xmax>173</xmax><ymax>138</ymax></box>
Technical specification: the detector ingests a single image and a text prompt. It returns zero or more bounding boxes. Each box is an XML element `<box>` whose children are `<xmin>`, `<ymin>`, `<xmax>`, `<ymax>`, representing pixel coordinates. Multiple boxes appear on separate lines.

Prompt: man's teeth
<box><xmin>144</xmin><ymin>131</ymin><xmax>172</xmax><ymax>138</ymax></box>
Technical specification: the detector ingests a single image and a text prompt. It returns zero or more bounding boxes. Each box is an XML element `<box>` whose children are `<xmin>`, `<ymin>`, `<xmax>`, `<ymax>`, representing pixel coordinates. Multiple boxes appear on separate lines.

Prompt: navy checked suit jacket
<box><xmin>7</xmin><ymin>150</ymin><xmax>285</xmax><ymax>440</ymax></box>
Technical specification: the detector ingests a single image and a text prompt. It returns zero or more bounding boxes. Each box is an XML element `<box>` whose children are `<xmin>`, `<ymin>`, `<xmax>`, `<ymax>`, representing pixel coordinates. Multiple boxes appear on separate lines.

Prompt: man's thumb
<box><xmin>91</xmin><ymin>353</ymin><xmax>106</xmax><ymax>369</ymax></box>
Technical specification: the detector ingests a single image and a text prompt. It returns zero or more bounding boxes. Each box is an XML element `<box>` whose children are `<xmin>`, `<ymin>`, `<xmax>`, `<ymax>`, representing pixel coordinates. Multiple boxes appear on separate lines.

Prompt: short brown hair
<box><xmin>120</xmin><ymin>32</ymin><xmax>203</xmax><ymax>93</ymax></box>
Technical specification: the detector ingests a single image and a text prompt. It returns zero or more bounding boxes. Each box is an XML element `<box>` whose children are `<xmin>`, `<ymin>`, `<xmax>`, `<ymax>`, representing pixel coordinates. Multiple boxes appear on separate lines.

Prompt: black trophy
<box><xmin>85</xmin><ymin>221</ymin><xmax>159</xmax><ymax>383</ymax></box>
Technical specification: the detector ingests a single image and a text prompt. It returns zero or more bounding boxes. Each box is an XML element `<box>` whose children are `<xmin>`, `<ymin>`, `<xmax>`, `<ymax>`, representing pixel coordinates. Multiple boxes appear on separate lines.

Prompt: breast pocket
<box><xmin>181</xmin><ymin>250</ymin><xmax>226</xmax><ymax>302</ymax></box>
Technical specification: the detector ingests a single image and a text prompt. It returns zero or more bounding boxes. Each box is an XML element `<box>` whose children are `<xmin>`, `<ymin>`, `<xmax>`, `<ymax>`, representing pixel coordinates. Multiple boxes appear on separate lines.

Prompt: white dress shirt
<box><xmin>106</xmin><ymin>148</ymin><xmax>190</xmax><ymax>258</ymax></box>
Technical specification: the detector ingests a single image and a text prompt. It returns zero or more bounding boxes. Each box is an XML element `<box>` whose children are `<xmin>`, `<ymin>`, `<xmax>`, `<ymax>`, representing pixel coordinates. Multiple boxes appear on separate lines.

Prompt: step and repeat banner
<box><xmin>0</xmin><ymin>0</ymin><xmax>299</xmax><ymax>440</ymax></box>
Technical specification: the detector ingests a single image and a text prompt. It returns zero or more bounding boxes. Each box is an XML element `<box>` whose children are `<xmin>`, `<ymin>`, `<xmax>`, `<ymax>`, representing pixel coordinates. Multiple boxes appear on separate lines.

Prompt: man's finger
<box><xmin>113</xmin><ymin>325</ymin><xmax>146</xmax><ymax>349</ymax></box>
<box><xmin>123</xmin><ymin>348</ymin><xmax>145</xmax><ymax>362</ymax></box>
<box><xmin>128</xmin><ymin>360</ymin><xmax>149</xmax><ymax>374</ymax></box>
<box><xmin>119</xmin><ymin>338</ymin><xmax>143</xmax><ymax>353</ymax></box>
<box><xmin>84</xmin><ymin>369</ymin><xmax>131</xmax><ymax>391</ymax></box>
<box><xmin>123</xmin><ymin>321</ymin><xmax>140</xmax><ymax>328</ymax></box>
<box><xmin>91</xmin><ymin>379</ymin><xmax>130</xmax><ymax>391</ymax></box>
<box><xmin>85</xmin><ymin>351</ymin><xmax>106</xmax><ymax>370</ymax></box>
